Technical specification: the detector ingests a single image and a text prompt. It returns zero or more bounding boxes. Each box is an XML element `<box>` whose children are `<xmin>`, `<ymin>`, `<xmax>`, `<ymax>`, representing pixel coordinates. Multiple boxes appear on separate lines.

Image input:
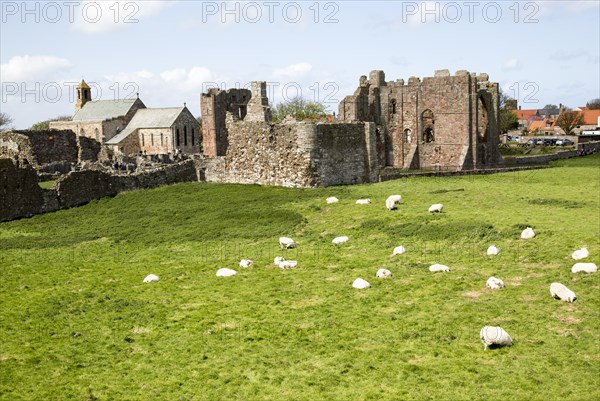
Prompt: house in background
<box><xmin>105</xmin><ymin>106</ymin><xmax>200</xmax><ymax>156</ymax></box>
<box><xmin>49</xmin><ymin>80</ymin><xmax>146</xmax><ymax>143</ymax></box>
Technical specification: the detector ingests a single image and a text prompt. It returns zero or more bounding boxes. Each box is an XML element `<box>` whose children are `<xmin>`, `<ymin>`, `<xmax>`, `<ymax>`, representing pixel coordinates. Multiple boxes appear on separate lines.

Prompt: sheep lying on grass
<box><xmin>278</xmin><ymin>260</ymin><xmax>298</xmax><ymax>269</ymax></box>
<box><xmin>216</xmin><ymin>268</ymin><xmax>237</xmax><ymax>277</ymax></box>
<box><xmin>386</xmin><ymin>195</ymin><xmax>402</xmax><ymax>210</ymax></box>
<box><xmin>376</xmin><ymin>269</ymin><xmax>392</xmax><ymax>278</ymax></box>
<box><xmin>356</xmin><ymin>199</ymin><xmax>371</xmax><ymax>204</ymax></box>
<box><xmin>428</xmin><ymin>204</ymin><xmax>443</xmax><ymax>213</ymax></box>
<box><xmin>239</xmin><ymin>259</ymin><xmax>253</xmax><ymax>268</ymax></box>
<box><xmin>572</xmin><ymin>247</ymin><xmax>589</xmax><ymax>260</ymax></box>
<box><xmin>326</xmin><ymin>197</ymin><xmax>339</xmax><ymax>204</ymax></box>
<box><xmin>279</xmin><ymin>237</ymin><xmax>296</xmax><ymax>249</ymax></box>
<box><xmin>550</xmin><ymin>282</ymin><xmax>576</xmax><ymax>303</ymax></box>
<box><xmin>143</xmin><ymin>274</ymin><xmax>160</xmax><ymax>283</ymax></box>
<box><xmin>486</xmin><ymin>245</ymin><xmax>500</xmax><ymax>256</ymax></box>
<box><xmin>486</xmin><ymin>276</ymin><xmax>505</xmax><ymax>290</ymax></box>
<box><xmin>352</xmin><ymin>278</ymin><xmax>371</xmax><ymax>289</ymax></box>
<box><xmin>429</xmin><ymin>264</ymin><xmax>450</xmax><ymax>272</ymax></box>
<box><xmin>571</xmin><ymin>262</ymin><xmax>597</xmax><ymax>274</ymax></box>
<box><xmin>332</xmin><ymin>236</ymin><xmax>349</xmax><ymax>245</ymax></box>
<box><xmin>521</xmin><ymin>227</ymin><xmax>535</xmax><ymax>239</ymax></box>
<box><xmin>480</xmin><ymin>326</ymin><xmax>513</xmax><ymax>350</ymax></box>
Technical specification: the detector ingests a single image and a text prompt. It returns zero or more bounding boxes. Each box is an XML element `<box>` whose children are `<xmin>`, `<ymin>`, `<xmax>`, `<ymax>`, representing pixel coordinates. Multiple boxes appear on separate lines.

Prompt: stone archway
<box><xmin>422</xmin><ymin>109</ymin><xmax>434</xmax><ymax>143</ymax></box>
<box><xmin>478</xmin><ymin>96</ymin><xmax>489</xmax><ymax>143</ymax></box>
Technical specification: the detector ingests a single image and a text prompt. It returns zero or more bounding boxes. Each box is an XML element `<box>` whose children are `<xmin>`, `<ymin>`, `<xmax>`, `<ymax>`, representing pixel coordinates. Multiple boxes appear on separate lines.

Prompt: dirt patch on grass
<box><xmin>132</xmin><ymin>326</ymin><xmax>151</xmax><ymax>335</ymax></box>
<box><xmin>463</xmin><ymin>291</ymin><xmax>481</xmax><ymax>300</ymax></box>
<box><xmin>508</xmin><ymin>276</ymin><xmax>524</xmax><ymax>286</ymax></box>
<box><xmin>521</xmin><ymin>295</ymin><xmax>538</xmax><ymax>302</ymax></box>
<box><xmin>554</xmin><ymin>315</ymin><xmax>581</xmax><ymax>324</ymax></box>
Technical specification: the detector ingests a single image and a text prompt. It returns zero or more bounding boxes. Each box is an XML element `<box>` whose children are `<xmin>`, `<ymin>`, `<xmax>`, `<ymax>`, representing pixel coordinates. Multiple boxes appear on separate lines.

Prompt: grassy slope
<box><xmin>1</xmin><ymin>154</ymin><xmax>598</xmax><ymax>401</ymax></box>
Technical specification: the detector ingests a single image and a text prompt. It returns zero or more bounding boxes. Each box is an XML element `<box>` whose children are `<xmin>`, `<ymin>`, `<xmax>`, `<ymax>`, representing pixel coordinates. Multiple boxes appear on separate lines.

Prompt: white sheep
<box><xmin>352</xmin><ymin>278</ymin><xmax>371</xmax><ymax>289</ymax></box>
<box><xmin>550</xmin><ymin>282</ymin><xmax>576</xmax><ymax>303</ymax></box>
<box><xmin>326</xmin><ymin>196</ymin><xmax>339</xmax><ymax>204</ymax></box>
<box><xmin>278</xmin><ymin>260</ymin><xmax>298</xmax><ymax>269</ymax></box>
<box><xmin>143</xmin><ymin>274</ymin><xmax>160</xmax><ymax>283</ymax></box>
<box><xmin>429</xmin><ymin>264</ymin><xmax>450</xmax><ymax>272</ymax></box>
<box><xmin>486</xmin><ymin>245</ymin><xmax>500</xmax><ymax>256</ymax></box>
<box><xmin>216</xmin><ymin>268</ymin><xmax>237</xmax><ymax>277</ymax></box>
<box><xmin>428</xmin><ymin>204</ymin><xmax>444</xmax><ymax>213</ymax></box>
<box><xmin>332</xmin><ymin>236</ymin><xmax>349</xmax><ymax>245</ymax></box>
<box><xmin>480</xmin><ymin>326</ymin><xmax>513</xmax><ymax>350</ymax></box>
<box><xmin>571</xmin><ymin>262</ymin><xmax>597</xmax><ymax>274</ymax></box>
<box><xmin>274</xmin><ymin>256</ymin><xmax>285</xmax><ymax>265</ymax></box>
<box><xmin>376</xmin><ymin>269</ymin><xmax>392</xmax><ymax>278</ymax></box>
<box><xmin>571</xmin><ymin>247</ymin><xmax>589</xmax><ymax>260</ymax></box>
<box><xmin>239</xmin><ymin>259</ymin><xmax>253</xmax><ymax>268</ymax></box>
<box><xmin>386</xmin><ymin>195</ymin><xmax>402</xmax><ymax>210</ymax></box>
<box><xmin>279</xmin><ymin>237</ymin><xmax>296</xmax><ymax>249</ymax></box>
<box><xmin>520</xmin><ymin>227</ymin><xmax>535</xmax><ymax>239</ymax></box>
<box><xmin>486</xmin><ymin>276</ymin><xmax>505</xmax><ymax>290</ymax></box>
<box><xmin>356</xmin><ymin>199</ymin><xmax>371</xmax><ymax>204</ymax></box>
<box><xmin>392</xmin><ymin>246</ymin><xmax>406</xmax><ymax>255</ymax></box>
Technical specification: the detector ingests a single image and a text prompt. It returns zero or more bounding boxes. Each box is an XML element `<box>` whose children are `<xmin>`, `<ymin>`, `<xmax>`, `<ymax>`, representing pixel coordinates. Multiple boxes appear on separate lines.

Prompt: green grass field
<box><xmin>1</xmin><ymin>154</ymin><xmax>599</xmax><ymax>401</ymax></box>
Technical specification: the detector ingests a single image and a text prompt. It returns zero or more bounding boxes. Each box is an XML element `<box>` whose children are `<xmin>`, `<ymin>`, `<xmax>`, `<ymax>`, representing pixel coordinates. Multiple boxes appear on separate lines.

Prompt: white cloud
<box><xmin>0</xmin><ymin>55</ymin><xmax>72</xmax><ymax>82</ymax></box>
<box><xmin>71</xmin><ymin>1</ymin><xmax>175</xmax><ymax>33</ymax></box>
<box><xmin>272</xmin><ymin>62</ymin><xmax>313</xmax><ymax>79</ymax></box>
<box><xmin>502</xmin><ymin>58</ymin><xmax>521</xmax><ymax>71</ymax></box>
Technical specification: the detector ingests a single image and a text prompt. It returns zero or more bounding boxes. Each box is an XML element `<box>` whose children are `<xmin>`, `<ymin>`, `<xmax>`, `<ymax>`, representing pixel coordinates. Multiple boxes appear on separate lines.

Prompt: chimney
<box><xmin>518</xmin><ymin>106</ymin><xmax>521</xmax><ymax>110</ymax></box>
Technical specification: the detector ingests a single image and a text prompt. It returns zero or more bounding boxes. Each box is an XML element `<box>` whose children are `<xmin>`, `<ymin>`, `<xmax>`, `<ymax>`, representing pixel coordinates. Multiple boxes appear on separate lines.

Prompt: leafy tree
<box><xmin>498</xmin><ymin>89</ymin><xmax>519</xmax><ymax>133</ymax></box>
<box><xmin>543</xmin><ymin>104</ymin><xmax>558</xmax><ymax>110</ymax></box>
<box><xmin>0</xmin><ymin>112</ymin><xmax>14</xmax><ymax>132</ymax></box>
<box><xmin>29</xmin><ymin>115</ymin><xmax>71</xmax><ymax>131</ymax></box>
<box><xmin>556</xmin><ymin>110</ymin><xmax>584</xmax><ymax>135</ymax></box>
<box><xmin>271</xmin><ymin>97</ymin><xmax>329</xmax><ymax>122</ymax></box>
<box><xmin>586</xmin><ymin>98</ymin><xmax>600</xmax><ymax>110</ymax></box>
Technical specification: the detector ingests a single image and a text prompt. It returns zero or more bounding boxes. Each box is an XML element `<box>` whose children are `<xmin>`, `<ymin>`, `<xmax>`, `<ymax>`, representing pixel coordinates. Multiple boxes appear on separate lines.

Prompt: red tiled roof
<box><xmin>581</xmin><ymin>109</ymin><xmax>600</xmax><ymax>125</ymax></box>
<box><xmin>512</xmin><ymin>109</ymin><xmax>537</xmax><ymax>120</ymax></box>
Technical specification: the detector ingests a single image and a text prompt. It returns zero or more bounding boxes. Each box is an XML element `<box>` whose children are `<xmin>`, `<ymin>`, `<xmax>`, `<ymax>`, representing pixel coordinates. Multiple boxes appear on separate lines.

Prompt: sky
<box><xmin>1</xmin><ymin>0</ymin><xmax>599</xmax><ymax>129</ymax></box>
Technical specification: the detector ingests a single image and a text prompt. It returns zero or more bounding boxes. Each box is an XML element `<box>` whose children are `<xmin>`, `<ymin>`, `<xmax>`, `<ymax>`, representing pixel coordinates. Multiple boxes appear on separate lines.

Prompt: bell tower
<box><xmin>75</xmin><ymin>79</ymin><xmax>91</xmax><ymax>112</ymax></box>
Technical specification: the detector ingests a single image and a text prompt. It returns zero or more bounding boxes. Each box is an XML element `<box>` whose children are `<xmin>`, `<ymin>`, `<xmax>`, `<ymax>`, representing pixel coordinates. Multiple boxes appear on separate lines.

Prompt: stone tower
<box><xmin>75</xmin><ymin>79</ymin><xmax>91</xmax><ymax>112</ymax></box>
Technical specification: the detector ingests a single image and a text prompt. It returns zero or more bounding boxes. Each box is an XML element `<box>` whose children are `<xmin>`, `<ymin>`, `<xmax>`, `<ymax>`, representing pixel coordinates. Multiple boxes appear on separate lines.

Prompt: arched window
<box><xmin>404</xmin><ymin>128</ymin><xmax>412</xmax><ymax>144</ymax></box>
<box><xmin>184</xmin><ymin>126</ymin><xmax>188</xmax><ymax>146</ymax></box>
<box><xmin>391</xmin><ymin>100</ymin><xmax>397</xmax><ymax>114</ymax></box>
<box><xmin>176</xmin><ymin>129</ymin><xmax>180</xmax><ymax>146</ymax></box>
<box><xmin>191</xmin><ymin>128</ymin><xmax>195</xmax><ymax>146</ymax></box>
<box><xmin>151</xmin><ymin>133</ymin><xmax>154</xmax><ymax>146</ymax></box>
<box><xmin>141</xmin><ymin>133</ymin><xmax>145</xmax><ymax>147</ymax></box>
<box><xmin>160</xmin><ymin>133</ymin><xmax>164</xmax><ymax>146</ymax></box>
<box><xmin>422</xmin><ymin>109</ymin><xmax>435</xmax><ymax>143</ymax></box>
<box><xmin>94</xmin><ymin>128</ymin><xmax>99</xmax><ymax>142</ymax></box>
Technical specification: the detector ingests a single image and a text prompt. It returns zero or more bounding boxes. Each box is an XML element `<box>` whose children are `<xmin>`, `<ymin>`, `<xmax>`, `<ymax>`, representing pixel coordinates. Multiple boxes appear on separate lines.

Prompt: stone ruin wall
<box><xmin>0</xmin><ymin>158</ymin><xmax>197</xmax><ymax>222</ymax></box>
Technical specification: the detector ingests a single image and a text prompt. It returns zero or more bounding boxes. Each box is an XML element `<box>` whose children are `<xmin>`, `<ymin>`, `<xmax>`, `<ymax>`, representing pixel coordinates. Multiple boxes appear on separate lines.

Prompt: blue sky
<box><xmin>1</xmin><ymin>0</ymin><xmax>599</xmax><ymax>129</ymax></box>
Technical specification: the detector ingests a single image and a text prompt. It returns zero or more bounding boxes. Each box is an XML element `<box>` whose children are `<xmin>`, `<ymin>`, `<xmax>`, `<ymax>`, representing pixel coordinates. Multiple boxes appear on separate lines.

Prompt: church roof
<box><xmin>105</xmin><ymin>107</ymin><xmax>186</xmax><ymax>145</ymax></box>
<box><xmin>72</xmin><ymin>98</ymin><xmax>139</xmax><ymax>121</ymax></box>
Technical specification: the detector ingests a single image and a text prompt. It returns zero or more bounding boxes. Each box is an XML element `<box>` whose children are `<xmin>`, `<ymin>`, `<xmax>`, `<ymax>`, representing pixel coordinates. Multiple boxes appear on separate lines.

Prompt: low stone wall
<box><xmin>503</xmin><ymin>141</ymin><xmax>600</xmax><ymax>166</ymax></box>
<box><xmin>0</xmin><ymin>159</ymin><xmax>197</xmax><ymax>222</ymax></box>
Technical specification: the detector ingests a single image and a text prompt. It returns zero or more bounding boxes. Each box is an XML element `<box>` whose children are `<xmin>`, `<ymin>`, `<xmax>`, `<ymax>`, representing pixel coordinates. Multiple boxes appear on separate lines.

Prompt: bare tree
<box><xmin>556</xmin><ymin>111</ymin><xmax>585</xmax><ymax>135</ymax></box>
<box><xmin>0</xmin><ymin>112</ymin><xmax>14</xmax><ymax>132</ymax></box>
<box><xmin>586</xmin><ymin>98</ymin><xmax>600</xmax><ymax>110</ymax></box>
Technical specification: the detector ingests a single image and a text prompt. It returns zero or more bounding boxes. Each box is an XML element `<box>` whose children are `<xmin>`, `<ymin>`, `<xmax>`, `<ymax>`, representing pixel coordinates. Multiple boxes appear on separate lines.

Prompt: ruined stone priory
<box><xmin>198</xmin><ymin>69</ymin><xmax>502</xmax><ymax>187</ymax></box>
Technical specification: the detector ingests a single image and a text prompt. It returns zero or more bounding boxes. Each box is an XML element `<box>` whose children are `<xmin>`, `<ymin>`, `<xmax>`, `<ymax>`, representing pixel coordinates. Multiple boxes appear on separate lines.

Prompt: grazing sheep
<box><xmin>274</xmin><ymin>256</ymin><xmax>285</xmax><ymax>265</ymax></box>
<box><xmin>279</xmin><ymin>237</ymin><xmax>296</xmax><ymax>249</ymax></box>
<box><xmin>486</xmin><ymin>276</ymin><xmax>505</xmax><ymax>290</ymax></box>
<box><xmin>386</xmin><ymin>195</ymin><xmax>403</xmax><ymax>210</ymax></box>
<box><xmin>326</xmin><ymin>197</ymin><xmax>339</xmax><ymax>204</ymax></box>
<box><xmin>376</xmin><ymin>269</ymin><xmax>392</xmax><ymax>278</ymax></box>
<box><xmin>520</xmin><ymin>227</ymin><xmax>535</xmax><ymax>239</ymax></box>
<box><xmin>480</xmin><ymin>326</ymin><xmax>513</xmax><ymax>350</ymax></box>
<box><xmin>550</xmin><ymin>282</ymin><xmax>576</xmax><ymax>303</ymax></box>
<box><xmin>332</xmin><ymin>236</ymin><xmax>349</xmax><ymax>245</ymax></box>
<box><xmin>429</xmin><ymin>264</ymin><xmax>450</xmax><ymax>272</ymax></box>
<box><xmin>571</xmin><ymin>247</ymin><xmax>589</xmax><ymax>260</ymax></box>
<box><xmin>392</xmin><ymin>246</ymin><xmax>406</xmax><ymax>255</ymax></box>
<box><xmin>216</xmin><ymin>268</ymin><xmax>237</xmax><ymax>277</ymax></box>
<box><xmin>143</xmin><ymin>274</ymin><xmax>160</xmax><ymax>283</ymax></box>
<box><xmin>278</xmin><ymin>260</ymin><xmax>298</xmax><ymax>269</ymax></box>
<box><xmin>428</xmin><ymin>204</ymin><xmax>444</xmax><ymax>213</ymax></box>
<box><xmin>571</xmin><ymin>262</ymin><xmax>597</xmax><ymax>274</ymax></box>
<box><xmin>356</xmin><ymin>199</ymin><xmax>371</xmax><ymax>204</ymax></box>
<box><xmin>352</xmin><ymin>278</ymin><xmax>371</xmax><ymax>289</ymax></box>
<box><xmin>239</xmin><ymin>259</ymin><xmax>253</xmax><ymax>268</ymax></box>
<box><xmin>487</xmin><ymin>245</ymin><xmax>500</xmax><ymax>256</ymax></box>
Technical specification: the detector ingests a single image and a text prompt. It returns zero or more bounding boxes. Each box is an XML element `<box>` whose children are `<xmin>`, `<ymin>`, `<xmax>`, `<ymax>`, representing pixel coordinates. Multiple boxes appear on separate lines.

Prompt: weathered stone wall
<box><xmin>503</xmin><ymin>141</ymin><xmax>600</xmax><ymax>165</ymax></box>
<box><xmin>0</xmin><ymin>159</ymin><xmax>197</xmax><ymax>222</ymax></box>
<box><xmin>78</xmin><ymin>136</ymin><xmax>101</xmax><ymax>162</ymax></box>
<box><xmin>0</xmin><ymin>130</ymin><xmax>78</xmax><ymax>166</ymax></box>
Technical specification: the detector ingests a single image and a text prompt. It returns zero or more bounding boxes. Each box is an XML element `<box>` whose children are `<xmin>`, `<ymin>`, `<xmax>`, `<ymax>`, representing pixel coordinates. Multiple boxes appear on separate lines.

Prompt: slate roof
<box><xmin>72</xmin><ymin>99</ymin><xmax>139</xmax><ymax>121</ymax></box>
<box><xmin>105</xmin><ymin>107</ymin><xmax>185</xmax><ymax>145</ymax></box>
